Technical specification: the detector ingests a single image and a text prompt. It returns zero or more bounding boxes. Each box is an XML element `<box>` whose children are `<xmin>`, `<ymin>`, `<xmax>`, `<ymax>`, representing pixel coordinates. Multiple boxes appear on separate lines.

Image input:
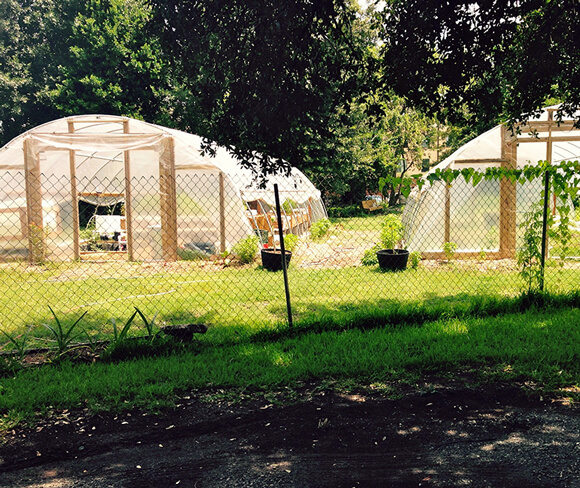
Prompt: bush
<box><xmin>409</xmin><ymin>251</ymin><xmax>421</xmax><ymax>269</ymax></box>
<box><xmin>380</xmin><ymin>214</ymin><xmax>404</xmax><ymax>249</ymax></box>
<box><xmin>361</xmin><ymin>244</ymin><xmax>380</xmax><ymax>266</ymax></box>
<box><xmin>282</xmin><ymin>199</ymin><xmax>297</xmax><ymax>214</ymax></box>
<box><xmin>283</xmin><ymin>233</ymin><xmax>299</xmax><ymax>253</ymax></box>
<box><xmin>310</xmin><ymin>218</ymin><xmax>332</xmax><ymax>240</ymax></box>
<box><xmin>327</xmin><ymin>205</ymin><xmax>367</xmax><ymax>218</ymax></box>
<box><xmin>232</xmin><ymin>235</ymin><xmax>259</xmax><ymax>264</ymax></box>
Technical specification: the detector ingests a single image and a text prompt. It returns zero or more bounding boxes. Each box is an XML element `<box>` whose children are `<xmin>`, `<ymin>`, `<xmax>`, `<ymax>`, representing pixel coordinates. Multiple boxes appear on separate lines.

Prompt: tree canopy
<box><xmin>0</xmin><ymin>0</ymin><xmax>171</xmax><ymax>146</ymax></box>
<box><xmin>375</xmin><ymin>0</ymin><xmax>580</xmax><ymax>129</ymax></box>
<box><xmin>150</xmin><ymin>0</ymin><xmax>372</xmax><ymax>176</ymax></box>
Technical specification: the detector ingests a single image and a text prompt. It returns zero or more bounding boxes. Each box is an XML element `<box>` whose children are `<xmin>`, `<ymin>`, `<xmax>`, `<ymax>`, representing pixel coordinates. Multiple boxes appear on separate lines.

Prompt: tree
<box><xmin>0</xmin><ymin>0</ymin><xmax>171</xmax><ymax>146</ymax></box>
<box><xmin>375</xmin><ymin>0</ymin><xmax>580</xmax><ymax>129</ymax></box>
<box><xmin>150</xmin><ymin>0</ymin><xmax>371</xmax><ymax>176</ymax></box>
<box><xmin>50</xmin><ymin>0</ymin><xmax>169</xmax><ymax>121</ymax></box>
<box><xmin>0</xmin><ymin>0</ymin><xmax>70</xmax><ymax>144</ymax></box>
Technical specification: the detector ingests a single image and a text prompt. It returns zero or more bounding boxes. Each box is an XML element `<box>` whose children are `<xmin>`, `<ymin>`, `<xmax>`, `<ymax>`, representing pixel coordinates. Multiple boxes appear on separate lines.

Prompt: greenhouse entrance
<box><xmin>78</xmin><ymin>198</ymin><xmax>127</xmax><ymax>260</ymax></box>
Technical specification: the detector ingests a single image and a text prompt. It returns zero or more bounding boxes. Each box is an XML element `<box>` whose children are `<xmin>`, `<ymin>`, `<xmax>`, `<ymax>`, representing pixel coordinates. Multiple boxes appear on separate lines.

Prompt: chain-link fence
<box><xmin>0</xmin><ymin>169</ymin><xmax>579</xmax><ymax>344</ymax></box>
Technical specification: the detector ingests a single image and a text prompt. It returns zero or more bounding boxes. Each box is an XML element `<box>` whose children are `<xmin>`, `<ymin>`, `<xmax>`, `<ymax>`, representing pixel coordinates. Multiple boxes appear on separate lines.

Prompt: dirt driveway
<box><xmin>1</xmin><ymin>380</ymin><xmax>579</xmax><ymax>488</ymax></box>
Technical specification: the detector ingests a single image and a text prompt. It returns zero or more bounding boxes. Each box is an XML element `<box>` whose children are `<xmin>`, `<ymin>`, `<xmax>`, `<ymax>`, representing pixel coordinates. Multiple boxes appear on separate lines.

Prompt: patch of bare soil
<box><xmin>1</xmin><ymin>380</ymin><xmax>579</xmax><ymax>488</ymax></box>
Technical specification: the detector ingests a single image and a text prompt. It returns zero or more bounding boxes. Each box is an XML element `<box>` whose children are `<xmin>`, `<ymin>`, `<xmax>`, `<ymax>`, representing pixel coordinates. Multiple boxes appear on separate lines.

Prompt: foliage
<box><xmin>375</xmin><ymin>0</ymin><xmax>580</xmax><ymax>130</ymax></box>
<box><xmin>0</xmin><ymin>0</ymin><xmax>171</xmax><ymax>146</ymax></box>
<box><xmin>361</xmin><ymin>244</ymin><xmax>380</xmax><ymax>266</ymax></box>
<box><xmin>408</xmin><ymin>251</ymin><xmax>421</xmax><ymax>270</ymax></box>
<box><xmin>43</xmin><ymin>306</ymin><xmax>87</xmax><ymax>356</ymax></box>
<box><xmin>380</xmin><ymin>214</ymin><xmax>404</xmax><ymax>250</ymax></box>
<box><xmin>327</xmin><ymin>205</ymin><xmax>369</xmax><ymax>218</ymax></box>
<box><xmin>319</xmin><ymin>94</ymin><xmax>438</xmax><ymax>206</ymax></box>
<box><xmin>310</xmin><ymin>218</ymin><xmax>332</xmax><ymax>241</ymax></box>
<box><xmin>0</xmin><ymin>327</ymin><xmax>32</xmax><ymax>361</ymax></box>
<box><xmin>150</xmin><ymin>0</ymin><xmax>371</xmax><ymax>177</ymax></box>
<box><xmin>281</xmin><ymin>199</ymin><xmax>297</xmax><ymax>214</ymax></box>
<box><xmin>0</xmin><ymin>0</ymin><xmax>66</xmax><ymax>144</ymax></box>
<box><xmin>135</xmin><ymin>307</ymin><xmax>158</xmax><ymax>340</ymax></box>
<box><xmin>111</xmin><ymin>309</ymin><xmax>138</xmax><ymax>344</ymax></box>
<box><xmin>50</xmin><ymin>0</ymin><xmax>168</xmax><ymax>118</ymax></box>
<box><xmin>443</xmin><ymin>242</ymin><xmax>458</xmax><ymax>262</ymax></box>
<box><xmin>232</xmin><ymin>235</ymin><xmax>259</xmax><ymax>264</ymax></box>
<box><xmin>283</xmin><ymin>234</ymin><xmax>299</xmax><ymax>253</ymax></box>
<box><xmin>177</xmin><ymin>246</ymin><xmax>207</xmax><ymax>261</ymax></box>
<box><xmin>517</xmin><ymin>203</ymin><xmax>546</xmax><ymax>294</ymax></box>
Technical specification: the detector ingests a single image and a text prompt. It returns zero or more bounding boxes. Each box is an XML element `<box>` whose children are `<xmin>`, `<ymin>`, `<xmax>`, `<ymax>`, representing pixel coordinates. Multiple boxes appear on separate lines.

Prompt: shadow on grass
<box><xmin>254</xmin><ymin>290</ymin><xmax>580</xmax><ymax>345</ymax></box>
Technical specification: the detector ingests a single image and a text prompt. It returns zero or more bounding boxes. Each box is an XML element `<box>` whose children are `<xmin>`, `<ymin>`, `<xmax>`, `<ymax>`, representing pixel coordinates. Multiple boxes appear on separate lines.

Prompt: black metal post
<box><xmin>274</xmin><ymin>184</ymin><xmax>293</xmax><ymax>327</ymax></box>
<box><xmin>539</xmin><ymin>170</ymin><xmax>550</xmax><ymax>291</ymax></box>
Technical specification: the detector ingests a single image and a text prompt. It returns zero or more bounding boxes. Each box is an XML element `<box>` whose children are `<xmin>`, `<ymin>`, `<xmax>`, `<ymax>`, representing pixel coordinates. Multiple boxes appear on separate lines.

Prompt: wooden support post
<box><xmin>123</xmin><ymin>120</ymin><xmax>134</xmax><ymax>261</ymax></box>
<box><xmin>444</xmin><ymin>183</ymin><xmax>451</xmax><ymax>245</ymax></box>
<box><xmin>159</xmin><ymin>136</ymin><xmax>178</xmax><ymax>261</ymax></box>
<box><xmin>500</xmin><ymin>125</ymin><xmax>518</xmax><ymax>258</ymax></box>
<box><xmin>23</xmin><ymin>138</ymin><xmax>44</xmax><ymax>264</ymax></box>
<box><xmin>219</xmin><ymin>172</ymin><xmax>226</xmax><ymax>253</ymax></box>
<box><xmin>67</xmin><ymin>121</ymin><xmax>80</xmax><ymax>260</ymax></box>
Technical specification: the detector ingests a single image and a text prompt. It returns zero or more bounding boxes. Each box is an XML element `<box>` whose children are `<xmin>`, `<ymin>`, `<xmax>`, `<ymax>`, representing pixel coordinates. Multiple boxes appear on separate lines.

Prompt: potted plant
<box><xmin>261</xmin><ymin>246</ymin><xmax>292</xmax><ymax>271</ymax></box>
<box><xmin>376</xmin><ymin>214</ymin><xmax>409</xmax><ymax>271</ymax></box>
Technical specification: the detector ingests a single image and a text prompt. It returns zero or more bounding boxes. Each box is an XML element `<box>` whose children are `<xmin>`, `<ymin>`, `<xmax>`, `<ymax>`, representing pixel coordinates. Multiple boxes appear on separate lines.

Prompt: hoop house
<box><xmin>0</xmin><ymin>115</ymin><xmax>326</xmax><ymax>262</ymax></box>
<box><xmin>403</xmin><ymin>107</ymin><xmax>579</xmax><ymax>259</ymax></box>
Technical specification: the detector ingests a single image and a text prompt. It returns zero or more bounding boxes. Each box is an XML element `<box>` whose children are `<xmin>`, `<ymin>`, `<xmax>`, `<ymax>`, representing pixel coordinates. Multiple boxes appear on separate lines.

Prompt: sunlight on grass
<box><xmin>1</xmin><ymin>305</ymin><xmax>580</xmax><ymax>426</ymax></box>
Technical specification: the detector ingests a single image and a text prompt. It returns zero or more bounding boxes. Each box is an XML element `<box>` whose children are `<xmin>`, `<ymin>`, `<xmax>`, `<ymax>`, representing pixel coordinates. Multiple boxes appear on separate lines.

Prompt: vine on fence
<box><xmin>381</xmin><ymin>160</ymin><xmax>580</xmax><ymax>291</ymax></box>
<box><xmin>384</xmin><ymin>160</ymin><xmax>579</xmax><ymax>193</ymax></box>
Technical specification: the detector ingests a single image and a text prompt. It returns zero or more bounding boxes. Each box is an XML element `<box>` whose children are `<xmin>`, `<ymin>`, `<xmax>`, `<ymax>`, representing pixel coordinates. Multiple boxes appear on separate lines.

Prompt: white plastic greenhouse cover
<box><xmin>402</xmin><ymin>106</ymin><xmax>580</xmax><ymax>256</ymax></box>
<box><xmin>0</xmin><ymin>114</ymin><xmax>326</xmax><ymax>262</ymax></box>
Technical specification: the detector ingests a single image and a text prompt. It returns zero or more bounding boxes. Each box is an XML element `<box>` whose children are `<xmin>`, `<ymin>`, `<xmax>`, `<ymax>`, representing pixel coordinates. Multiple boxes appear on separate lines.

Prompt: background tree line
<box><xmin>1</xmin><ymin>0</ymin><xmax>578</xmax><ymax>205</ymax></box>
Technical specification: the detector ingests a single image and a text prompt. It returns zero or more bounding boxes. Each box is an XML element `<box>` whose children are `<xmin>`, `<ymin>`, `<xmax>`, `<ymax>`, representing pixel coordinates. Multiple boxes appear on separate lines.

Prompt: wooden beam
<box><xmin>65</xmin><ymin>116</ymin><xmax>128</xmax><ymax>125</ymax></box>
<box><xmin>499</xmin><ymin>125</ymin><xmax>517</xmax><ymax>259</ymax></box>
<box><xmin>78</xmin><ymin>192</ymin><xmax>125</xmax><ymax>198</ymax></box>
<box><xmin>23</xmin><ymin>138</ymin><xmax>44</xmax><ymax>264</ymax></box>
<box><xmin>68</xmin><ymin>121</ymin><xmax>80</xmax><ymax>260</ymax></box>
<box><xmin>123</xmin><ymin>119</ymin><xmax>134</xmax><ymax>261</ymax></box>
<box><xmin>517</xmin><ymin>120</ymin><xmax>577</xmax><ymax>133</ymax></box>
<box><xmin>159</xmin><ymin>136</ymin><xmax>178</xmax><ymax>261</ymax></box>
<box><xmin>516</xmin><ymin>135</ymin><xmax>580</xmax><ymax>143</ymax></box>
<box><xmin>444</xmin><ymin>184</ymin><xmax>451</xmax><ymax>244</ymax></box>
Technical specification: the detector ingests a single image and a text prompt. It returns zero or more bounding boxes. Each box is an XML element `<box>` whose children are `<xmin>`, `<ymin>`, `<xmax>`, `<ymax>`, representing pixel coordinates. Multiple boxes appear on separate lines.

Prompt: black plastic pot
<box><xmin>261</xmin><ymin>249</ymin><xmax>292</xmax><ymax>271</ymax></box>
<box><xmin>376</xmin><ymin>249</ymin><xmax>409</xmax><ymax>271</ymax></box>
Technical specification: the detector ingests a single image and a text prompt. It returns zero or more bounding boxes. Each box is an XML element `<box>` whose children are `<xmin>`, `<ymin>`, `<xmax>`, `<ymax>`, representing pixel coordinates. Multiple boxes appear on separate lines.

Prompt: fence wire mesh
<box><xmin>0</xmin><ymin>170</ymin><xmax>579</xmax><ymax>349</ymax></box>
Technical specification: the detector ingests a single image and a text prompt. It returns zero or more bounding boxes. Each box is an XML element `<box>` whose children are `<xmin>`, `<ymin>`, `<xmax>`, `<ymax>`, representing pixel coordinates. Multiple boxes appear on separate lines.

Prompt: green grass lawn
<box><xmin>1</xmin><ymin>213</ymin><xmax>579</xmax><ymax>430</ymax></box>
<box><xmin>1</xmin><ymin>302</ymin><xmax>580</xmax><ymax>430</ymax></box>
<box><xmin>0</xmin><ymin>247</ymin><xmax>579</xmax><ymax>347</ymax></box>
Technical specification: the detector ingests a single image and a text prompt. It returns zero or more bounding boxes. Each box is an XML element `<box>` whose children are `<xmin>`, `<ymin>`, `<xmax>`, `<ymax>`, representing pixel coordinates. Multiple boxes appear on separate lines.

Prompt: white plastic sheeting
<box><xmin>402</xmin><ymin>107</ymin><xmax>580</xmax><ymax>255</ymax></box>
<box><xmin>0</xmin><ymin>114</ymin><xmax>326</xmax><ymax>261</ymax></box>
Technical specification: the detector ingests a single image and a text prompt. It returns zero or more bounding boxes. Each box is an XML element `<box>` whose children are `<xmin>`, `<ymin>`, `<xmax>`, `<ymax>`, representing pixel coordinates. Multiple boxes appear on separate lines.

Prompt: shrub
<box><xmin>327</xmin><ymin>205</ymin><xmax>367</xmax><ymax>218</ymax></box>
<box><xmin>409</xmin><ymin>251</ymin><xmax>421</xmax><ymax>269</ymax></box>
<box><xmin>232</xmin><ymin>235</ymin><xmax>259</xmax><ymax>264</ymax></box>
<box><xmin>361</xmin><ymin>244</ymin><xmax>380</xmax><ymax>266</ymax></box>
<box><xmin>283</xmin><ymin>233</ymin><xmax>299</xmax><ymax>253</ymax></box>
<box><xmin>282</xmin><ymin>199</ymin><xmax>297</xmax><ymax>214</ymax></box>
<box><xmin>310</xmin><ymin>218</ymin><xmax>332</xmax><ymax>240</ymax></box>
<box><xmin>443</xmin><ymin>242</ymin><xmax>458</xmax><ymax>261</ymax></box>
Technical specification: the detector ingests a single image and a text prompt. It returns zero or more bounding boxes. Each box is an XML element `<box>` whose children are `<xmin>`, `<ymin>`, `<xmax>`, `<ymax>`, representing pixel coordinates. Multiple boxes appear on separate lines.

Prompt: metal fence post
<box><xmin>274</xmin><ymin>184</ymin><xmax>293</xmax><ymax>328</ymax></box>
